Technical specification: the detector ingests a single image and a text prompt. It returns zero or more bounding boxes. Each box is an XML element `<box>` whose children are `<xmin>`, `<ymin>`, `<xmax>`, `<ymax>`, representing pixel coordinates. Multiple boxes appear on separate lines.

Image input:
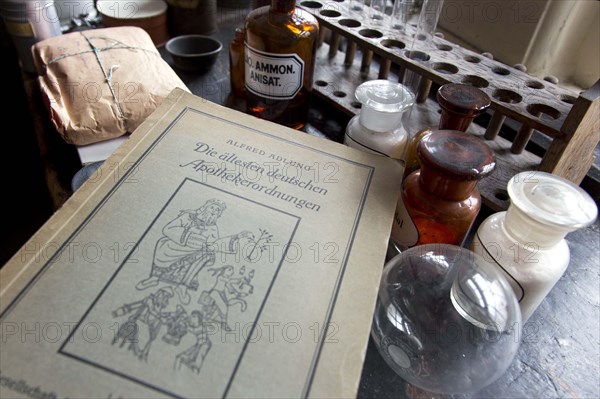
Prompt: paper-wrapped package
<box><xmin>32</xmin><ymin>26</ymin><xmax>189</xmax><ymax>145</ymax></box>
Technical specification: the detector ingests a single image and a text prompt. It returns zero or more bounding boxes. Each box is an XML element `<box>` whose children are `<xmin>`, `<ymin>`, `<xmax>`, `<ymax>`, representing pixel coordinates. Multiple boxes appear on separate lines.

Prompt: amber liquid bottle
<box><xmin>229</xmin><ymin>27</ymin><xmax>246</xmax><ymax>99</ymax></box>
<box><xmin>403</xmin><ymin>83</ymin><xmax>491</xmax><ymax>178</ymax></box>
<box><xmin>244</xmin><ymin>0</ymin><xmax>319</xmax><ymax>129</ymax></box>
<box><xmin>391</xmin><ymin>130</ymin><xmax>496</xmax><ymax>251</ymax></box>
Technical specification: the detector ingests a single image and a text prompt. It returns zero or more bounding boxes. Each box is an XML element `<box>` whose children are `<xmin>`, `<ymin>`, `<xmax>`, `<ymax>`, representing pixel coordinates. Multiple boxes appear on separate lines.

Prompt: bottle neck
<box><xmin>436</xmin><ymin>84</ymin><xmax>491</xmax><ymax>132</ymax></box>
<box><xmin>438</xmin><ymin>111</ymin><xmax>475</xmax><ymax>132</ymax></box>
<box><xmin>418</xmin><ymin>168</ymin><xmax>478</xmax><ymax>201</ymax></box>
<box><xmin>359</xmin><ymin>106</ymin><xmax>404</xmax><ymax>133</ymax></box>
<box><xmin>271</xmin><ymin>0</ymin><xmax>295</xmax><ymax>13</ymax></box>
<box><xmin>504</xmin><ymin>206</ymin><xmax>569</xmax><ymax>247</ymax></box>
<box><xmin>415</xmin><ymin>130</ymin><xmax>495</xmax><ymax>201</ymax></box>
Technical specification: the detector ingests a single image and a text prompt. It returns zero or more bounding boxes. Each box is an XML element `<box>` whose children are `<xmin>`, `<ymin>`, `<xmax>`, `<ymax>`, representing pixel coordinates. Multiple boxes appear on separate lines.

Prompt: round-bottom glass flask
<box><xmin>372</xmin><ymin>244</ymin><xmax>522</xmax><ymax>394</ymax></box>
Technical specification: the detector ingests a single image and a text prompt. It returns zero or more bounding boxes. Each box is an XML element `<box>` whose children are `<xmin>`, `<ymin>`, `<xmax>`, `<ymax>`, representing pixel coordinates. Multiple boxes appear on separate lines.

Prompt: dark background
<box><xmin>0</xmin><ymin>22</ymin><xmax>53</xmax><ymax>266</ymax></box>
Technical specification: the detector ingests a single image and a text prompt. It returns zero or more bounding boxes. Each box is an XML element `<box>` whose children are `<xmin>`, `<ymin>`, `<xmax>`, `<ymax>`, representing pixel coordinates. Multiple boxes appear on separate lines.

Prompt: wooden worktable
<box><xmin>22</xmin><ymin>4</ymin><xmax>600</xmax><ymax>398</ymax></box>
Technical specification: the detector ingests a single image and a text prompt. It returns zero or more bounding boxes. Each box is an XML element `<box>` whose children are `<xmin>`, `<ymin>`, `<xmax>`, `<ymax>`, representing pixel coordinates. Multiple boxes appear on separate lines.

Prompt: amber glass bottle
<box><xmin>244</xmin><ymin>0</ymin><xmax>319</xmax><ymax>129</ymax></box>
<box><xmin>391</xmin><ymin>130</ymin><xmax>496</xmax><ymax>251</ymax></box>
<box><xmin>403</xmin><ymin>84</ymin><xmax>491</xmax><ymax>178</ymax></box>
<box><xmin>229</xmin><ymin>27</ymin><xmax>246</xmax><ymax>98</ymax></box>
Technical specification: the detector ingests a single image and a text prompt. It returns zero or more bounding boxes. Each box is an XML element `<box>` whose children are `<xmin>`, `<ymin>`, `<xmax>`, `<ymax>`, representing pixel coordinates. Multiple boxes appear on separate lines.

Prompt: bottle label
<box><xmin>244</xmin><ymin>45</ymin><xmax>305</xmax><ymax>100</ymax></box>
<box><xmin>344</xmin><ymin>131</ymin><xmax>389</xmax><ymax>156</ymax></box>
<box><xmin>390</xmin><ymin>197</ymin><xmax>419</xmax><ymax>249</ymax></box>
<box><xmin>344</xmin><ymin>132</ymin><xmax>406</xmax><ymax>169</ymax></box>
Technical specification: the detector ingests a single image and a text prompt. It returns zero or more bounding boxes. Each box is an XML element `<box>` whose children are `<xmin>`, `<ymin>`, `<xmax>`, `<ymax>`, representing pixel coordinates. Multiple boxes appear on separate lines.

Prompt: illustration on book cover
<box><xmin>62</xmin><ymin>180</ymin><xmax>299</xmax><ymax>396</ymax></box>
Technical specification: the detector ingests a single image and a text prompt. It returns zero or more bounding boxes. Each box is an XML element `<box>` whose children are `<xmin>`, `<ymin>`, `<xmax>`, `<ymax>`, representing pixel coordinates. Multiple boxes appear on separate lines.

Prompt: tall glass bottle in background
<box><xmin>412</xmin><ymin>0</ymin><xmax>444</xmax><ymax>42</ymax></box>
<box><xmin>390</xmin><ymin>0</ymin><xmax>419</xmax><ymax>30</ymax></box>
<box><xmin>244</xmin><ymin>0</ymin><xmax>319</xmax><ymax>129</ymax></box>
<box><xmin>369</xmin><ymin>0</ymin><xmax>386</xmax><ymax>23</ymax></box>
<box><xmin>400</xmin><ymin>0</ymin><xmax>444</xmax><ymax>93</ymax></box>
<box><xmin>229</xmin><ymin>27</ymin><xmax>245</xmax><ymax>99</ymax></box>
<box><xmin>403</xmin><ymin>83</ymin><xmax>491</xmax><ymax>178</ymax></box>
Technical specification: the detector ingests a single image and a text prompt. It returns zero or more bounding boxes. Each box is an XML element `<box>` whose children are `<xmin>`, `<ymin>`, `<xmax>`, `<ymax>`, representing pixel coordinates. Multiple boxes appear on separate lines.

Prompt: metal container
<box><xmin>96</xmin><ymin>0</ymin><xmax>169</xmax><ymax>46</ymax></box>
<box><xmin>0</xmin><ymin>0</ymin><xmax>62</xmax><ymax>72</ymax></box>
<box><xmin>53</xmin><ymin>0</ymin><xmax>97</xmax><ymax>25</ymax></box>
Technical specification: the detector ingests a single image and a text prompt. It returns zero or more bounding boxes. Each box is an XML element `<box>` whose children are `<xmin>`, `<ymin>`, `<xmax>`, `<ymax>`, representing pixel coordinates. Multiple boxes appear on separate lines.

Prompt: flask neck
<box><xmin>271</xmin><ymin>0</ymin><xmax>295</xmax><ymax>13</ymax></box>
<box><xmin>504</xmin><ymin>206</ymin><xmax>569</xmax><ymax>247</ymax></box>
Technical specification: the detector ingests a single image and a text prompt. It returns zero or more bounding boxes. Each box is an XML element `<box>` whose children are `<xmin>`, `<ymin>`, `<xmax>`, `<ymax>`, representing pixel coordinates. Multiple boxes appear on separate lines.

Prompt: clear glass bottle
<box><xmin>344</xmin><ymin>80</ymin><xmax>415</xmax><ymax>160</ymax></box>
<box><xmin>472</xmin><ymin>171</ymin><xmax>597</xmax><ymax>321</ymax></box>
<box><xmin>229</xmin><ymin>27</ymin><xmax>246</xmax><ymax>99</ymax></box>
<box><xmin>372</xmin><ymin>244</ymin><xmax>521</xmax><ymax>394</ymax></box>
<box><xmin>391</xmin><ymin>130</ymin><xmax>496</xmax><ymax>251</ymax></box>
<box><xmin>403</xmin><ymin>83</ymin><xmax>491</xmax><ymax>178</ymax></box>
<box><xmin>244</xmin><ymin>0</ymin><xmax>319</xmax><ymax>129</ymax></box>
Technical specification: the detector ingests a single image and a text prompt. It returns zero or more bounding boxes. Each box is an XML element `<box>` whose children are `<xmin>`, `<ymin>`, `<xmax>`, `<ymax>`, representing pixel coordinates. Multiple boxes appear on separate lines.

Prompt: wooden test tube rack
<box><xmin>301</xmin><ymin>1</ymin><xmax>599</xmax><ymax>211</ymax></box>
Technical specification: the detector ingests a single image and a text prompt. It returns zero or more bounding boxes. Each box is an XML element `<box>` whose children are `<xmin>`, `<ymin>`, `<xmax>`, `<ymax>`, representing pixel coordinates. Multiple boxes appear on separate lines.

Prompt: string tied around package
<box><xmin>47</xmin><ymin>32</ymin><xmax>157</xmax><ymax>130</ymax></box>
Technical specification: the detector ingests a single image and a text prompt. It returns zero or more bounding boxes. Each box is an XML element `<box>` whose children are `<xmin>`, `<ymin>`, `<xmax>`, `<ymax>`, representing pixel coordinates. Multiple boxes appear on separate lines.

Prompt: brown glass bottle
<box><xmin>229</xmin><ymin>27</ymin><xmax>246</xmax><ymax>99</ymax></box>
<box><xmin>391</xmin><ymin>130</ymin><xmax>496</xmax><ymax>250</ymax></box>
<box><xmin>403</xmin><ymin>83</ymin><xmax>491</xmax><ymax>178</ymax></box>
<box><xmin>253</xmin><ymin>0</ymin><xmax>271</xmax><ymax>8</ymax></box>
<box><xmin>244</xmin><ymin>0</ymin><xmax>319</xmax><ymax>129</ymax></box>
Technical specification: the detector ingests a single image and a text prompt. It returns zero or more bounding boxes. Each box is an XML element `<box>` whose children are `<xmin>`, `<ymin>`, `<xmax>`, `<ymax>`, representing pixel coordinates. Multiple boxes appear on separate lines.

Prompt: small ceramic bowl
<box><xmin>166</xmin><ymin>35</ymin><xmax>223</xmax><ymax>72</ymax></box>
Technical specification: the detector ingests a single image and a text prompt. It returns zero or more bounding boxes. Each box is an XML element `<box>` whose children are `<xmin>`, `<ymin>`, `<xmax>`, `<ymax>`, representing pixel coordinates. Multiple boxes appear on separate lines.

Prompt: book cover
<box><xmin>0</xmin><ymin>88</ymin><xmax>402</xmax><ymax>398</ymax></box>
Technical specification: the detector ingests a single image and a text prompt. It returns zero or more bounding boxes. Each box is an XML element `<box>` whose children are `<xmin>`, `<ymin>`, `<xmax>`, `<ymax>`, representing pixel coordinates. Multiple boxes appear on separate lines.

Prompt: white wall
<box><xmin>438</xmin><ymin>0</ymin><xmax>599</xmax><ymax>89</ymax></box>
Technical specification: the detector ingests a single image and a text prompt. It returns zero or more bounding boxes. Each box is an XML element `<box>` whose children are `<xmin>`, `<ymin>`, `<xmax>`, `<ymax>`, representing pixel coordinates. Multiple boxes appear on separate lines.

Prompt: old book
<box><xmin>0</xmin><ymin>88</ymin><xmax>401</xmax><ymax>398</ymax></box>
